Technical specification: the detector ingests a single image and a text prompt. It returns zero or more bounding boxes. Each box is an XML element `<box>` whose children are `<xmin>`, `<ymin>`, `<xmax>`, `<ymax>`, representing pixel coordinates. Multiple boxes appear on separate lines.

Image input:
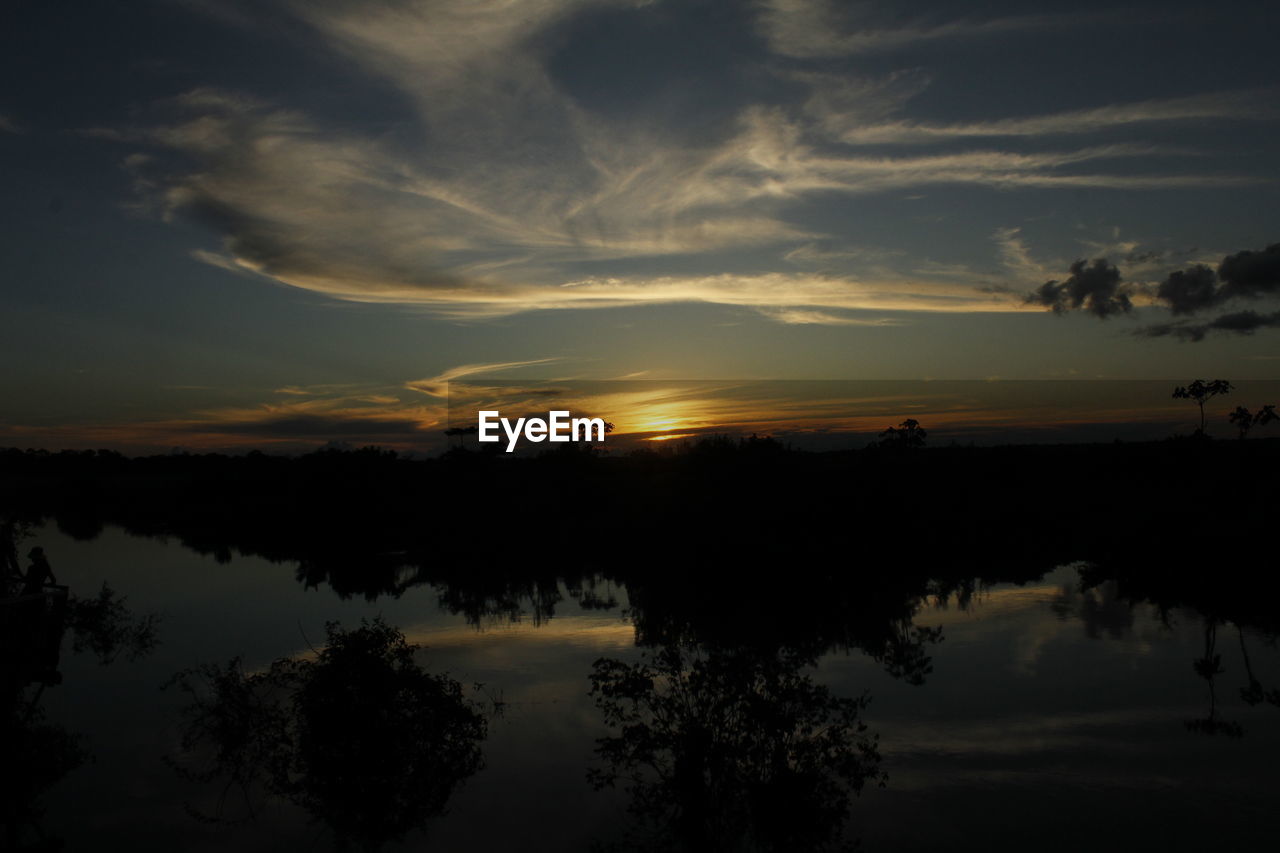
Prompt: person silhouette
<box><xmin>21</xmin><ymin>547</ymin><xmax>57</xmax><ymax>597</ymax></box>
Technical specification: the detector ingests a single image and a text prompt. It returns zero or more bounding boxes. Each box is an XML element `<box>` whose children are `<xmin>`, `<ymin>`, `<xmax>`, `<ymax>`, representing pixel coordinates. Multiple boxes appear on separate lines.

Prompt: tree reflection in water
<box><xmin>66</xmin><ymin>583</ymin><xmax>159</xmax><ymax>664</ymax></box>
<box><xmin>1186</xmin><ymin>618</ymin><xmax>1245</xmax><ymax>738</ymax></box>
<box><xmin>2</xmin><ymin>531</ymin><xmax>159</xmax><ymax>849</ymax></box>
<box><xmin>166</xmin><ymin>618</ymin><xmax>486</xmax><ymax>851</ymax></box>
<box><xmin>588</xmin><ymin>644</ymin><xmax>885</xmax><ymax>852</ymax></box>
<box><xmin>1</xmin><ymin>682</ymin><xmax>88</xmax><ymax>852</ymax></box>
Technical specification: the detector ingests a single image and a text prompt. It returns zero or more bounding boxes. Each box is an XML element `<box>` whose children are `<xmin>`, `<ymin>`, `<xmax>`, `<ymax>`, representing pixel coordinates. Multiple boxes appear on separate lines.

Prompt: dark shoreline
<box><xmin>4</xmin><ymin>437</ymin><xmax>1277</xmax><ymax>639</ymax></box>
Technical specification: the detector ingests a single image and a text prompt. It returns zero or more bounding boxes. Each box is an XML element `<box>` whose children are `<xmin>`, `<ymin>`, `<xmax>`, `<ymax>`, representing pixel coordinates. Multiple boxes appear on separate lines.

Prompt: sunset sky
<box><xmin>3</xmin><ymin>0</ymin><xmax>1279</xmax><ymax>452</ymax></box>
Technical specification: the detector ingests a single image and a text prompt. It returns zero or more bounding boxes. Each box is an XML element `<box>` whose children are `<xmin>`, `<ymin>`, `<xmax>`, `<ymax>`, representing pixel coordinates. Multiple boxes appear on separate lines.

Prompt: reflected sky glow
<box><xmin>27</xmin><ymin>526</ymin><xmax>1280</xmax><ymax>853</ymax></box>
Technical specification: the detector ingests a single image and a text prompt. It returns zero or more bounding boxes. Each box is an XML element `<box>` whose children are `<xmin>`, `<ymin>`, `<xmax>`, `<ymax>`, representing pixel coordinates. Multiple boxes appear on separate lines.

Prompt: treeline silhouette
<box><xmin>1</xmin><ymin>433</ymin><xmax>1277</xmax><ymax>634</ymax></box>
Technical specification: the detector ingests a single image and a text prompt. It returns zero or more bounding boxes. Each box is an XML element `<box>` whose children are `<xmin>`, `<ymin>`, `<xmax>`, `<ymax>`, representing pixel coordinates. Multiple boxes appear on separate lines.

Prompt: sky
<box><xmin>3</xmin><ymin>0</ymin><xmax>1279</xmax><ymax>452</ymax></box>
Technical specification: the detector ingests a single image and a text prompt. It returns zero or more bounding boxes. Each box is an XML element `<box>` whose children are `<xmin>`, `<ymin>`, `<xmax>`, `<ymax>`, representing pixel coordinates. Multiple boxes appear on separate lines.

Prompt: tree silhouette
<box><xmin>586</xmin><ymin>418</ymin><xmax>615</xmax><ymax>453</ymax></box>
<box><xmin>442</xmin><ymin>425</ymin><xmax>478</xmax><ymax>449</ymax></box>
<box><xmin>588</xmin><ymin>644</ymin><xmax>884</xmax><ymax>852</ymax></box>
<box><xmin>1172</xmin><ymin>379</ymin><xmax>1233</xmax><ymax>436</ymax></box>
<box><xmin>1227</xmin><ymin>401</ymin><xmax>1277</xmax><ymax>439</ymax></box>
<box><xmin>1229</xmin><ymin>406</ymin><xmax>1254</xmax><ymax>439</ymax></box>
<box><xmin>166</xmin><ymin>619</ymin><xmax>486</xmax><ymax>849</ymax></box>
<box><xmin>878</xmin><ymin>418</ymin><xmax>927</xmax><ymax>450</ymax></box>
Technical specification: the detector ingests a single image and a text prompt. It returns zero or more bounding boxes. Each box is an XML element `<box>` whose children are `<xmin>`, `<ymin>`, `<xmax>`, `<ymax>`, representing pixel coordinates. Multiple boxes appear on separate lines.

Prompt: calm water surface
<box><xmin>15</xmin><ymin>523</ymin><xmax>1280</xmax><ymax>851</ymax></box>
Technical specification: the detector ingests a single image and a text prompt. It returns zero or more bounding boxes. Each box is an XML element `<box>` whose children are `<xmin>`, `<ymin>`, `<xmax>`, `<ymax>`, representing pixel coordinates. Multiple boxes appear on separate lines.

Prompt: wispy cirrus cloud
<box><xmin>0</xmin><ymin>387</ymin><xmax>441</xmax><ymax>453</ymax></box>
<box><xmin>757</xmin><ymin>308</ymin><xmax>905</xmax><ymax>326</ymax></box>
<box><xmin>92</xmin><ymin>0</ymin><xmax>1274</xmax><ymax>328</ymax></box>
<box><xmin>753</xmin><ymin>0</ymin><xmax>1093</xmax><ymax>59</ymax></box>
<box><xmin>405</xmin><ymin>358</ymin><xmax>565</xmax><ymax>397</ymax></box>
<box><xmin>833</xmin><ymin>91</ymin><xmax>1275</xmax><ymax>145</ymax></box>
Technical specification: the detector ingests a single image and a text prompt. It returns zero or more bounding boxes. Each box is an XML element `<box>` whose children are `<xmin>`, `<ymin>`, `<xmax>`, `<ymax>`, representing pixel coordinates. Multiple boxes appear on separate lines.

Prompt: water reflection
<box><xmin>7</xmin><ymin>508</ymin><xmax>1280</xmax><ymax>851</ymax></box>
<box><xmin>64</xmin><ymin>583</ymin><xmax>160</xmax><ymax>665</ymax></box>
<box><xmin>589</xmin><ymin>644</ymin><xmax>884</xmax><ymax>852</ymax></box>
<box><xmin>296</xmin><ymin>550</ymin><xmax>425</xmax><ymax>602</ymax></box>
<box><xmin>1050</xmin><ymin>578</ymin><xmax>1135</xmax><ymax>640</ymax></box>
<box><xmin>618</xmin><ymin>576</ymin><xmax>951</xmax><ymax>708</ymax></box>
<box><xmin>1237</xmin><ymin>624</ymin><xmax>1280</xmax><ymax>709</ymax></box>
<box><xmin>2</xmin><ymin>524</ymin><xmax>160</xmax><ymax>850</ymax></box>
<box><xmin>1063</xmin><ymin>560</ymin><xmax>1280</xmax><ymax>740</ymax></box>
<box><xmin>1187</xmin><ymin>619</ymin><xmax>1245</xmax><ymax>737</ymax></box>
<box><xmin>166</xmin><ymin>618</ymin><xmax>487</xmax><ymax>850</ymax></box>
<box><xmin>1</xmin><ymin>693</ymin><xmax>88</xmax><ymax>852</ymax></box>
<box><xmin>1183</xmin><ymin>617</ymin><xmax>1280</xmax><ymax>738</ymax></box>
<box><xmin>2</xmin><ymin>577</ymin><xmax>86</xmax><ymax>852</ymax></box>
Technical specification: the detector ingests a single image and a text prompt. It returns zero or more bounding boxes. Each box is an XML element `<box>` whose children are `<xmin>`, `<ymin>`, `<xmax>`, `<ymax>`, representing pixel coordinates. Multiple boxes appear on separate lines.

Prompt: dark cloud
<box><xmin>1025</xmin><ymin>258</ymin><xmax>1132</xmax><ymax>318</ymax></box>
<box><xmin>1218</xmin><ymin>242</ymin><xmax>1280</xmax><ymax>301</ymax></box>
<box><xmin>1156</xmin><ymin>264</ymin><xmax>1219</xmax><ymax>315</ymax></box>
<box><xmin>1136</xmin><ymin>242</ymin><xmax>1280</xmax><ymax>339</ymax></box>
<box><xmin>1137</xmin><ymin>309</ymin><xmax>1280</xmax><ymax>342</ymax></box>
<box><xmin>1035</xmin><ymin>242</ymin><xmax>1280</xmax><ymax>341</ymax></box>
<box><xmin>1153</xmin><ymin>244</ymin><xmax>1280</xmax><ymax>317</ymax></box>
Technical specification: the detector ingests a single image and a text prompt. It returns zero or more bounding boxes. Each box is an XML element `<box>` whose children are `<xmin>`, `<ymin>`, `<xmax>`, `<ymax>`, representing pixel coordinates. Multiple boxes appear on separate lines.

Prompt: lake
<box><xmin>7</xmin><ymin>520</ymin><xmax>1278</xmax><ymax>851</ymax></box>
